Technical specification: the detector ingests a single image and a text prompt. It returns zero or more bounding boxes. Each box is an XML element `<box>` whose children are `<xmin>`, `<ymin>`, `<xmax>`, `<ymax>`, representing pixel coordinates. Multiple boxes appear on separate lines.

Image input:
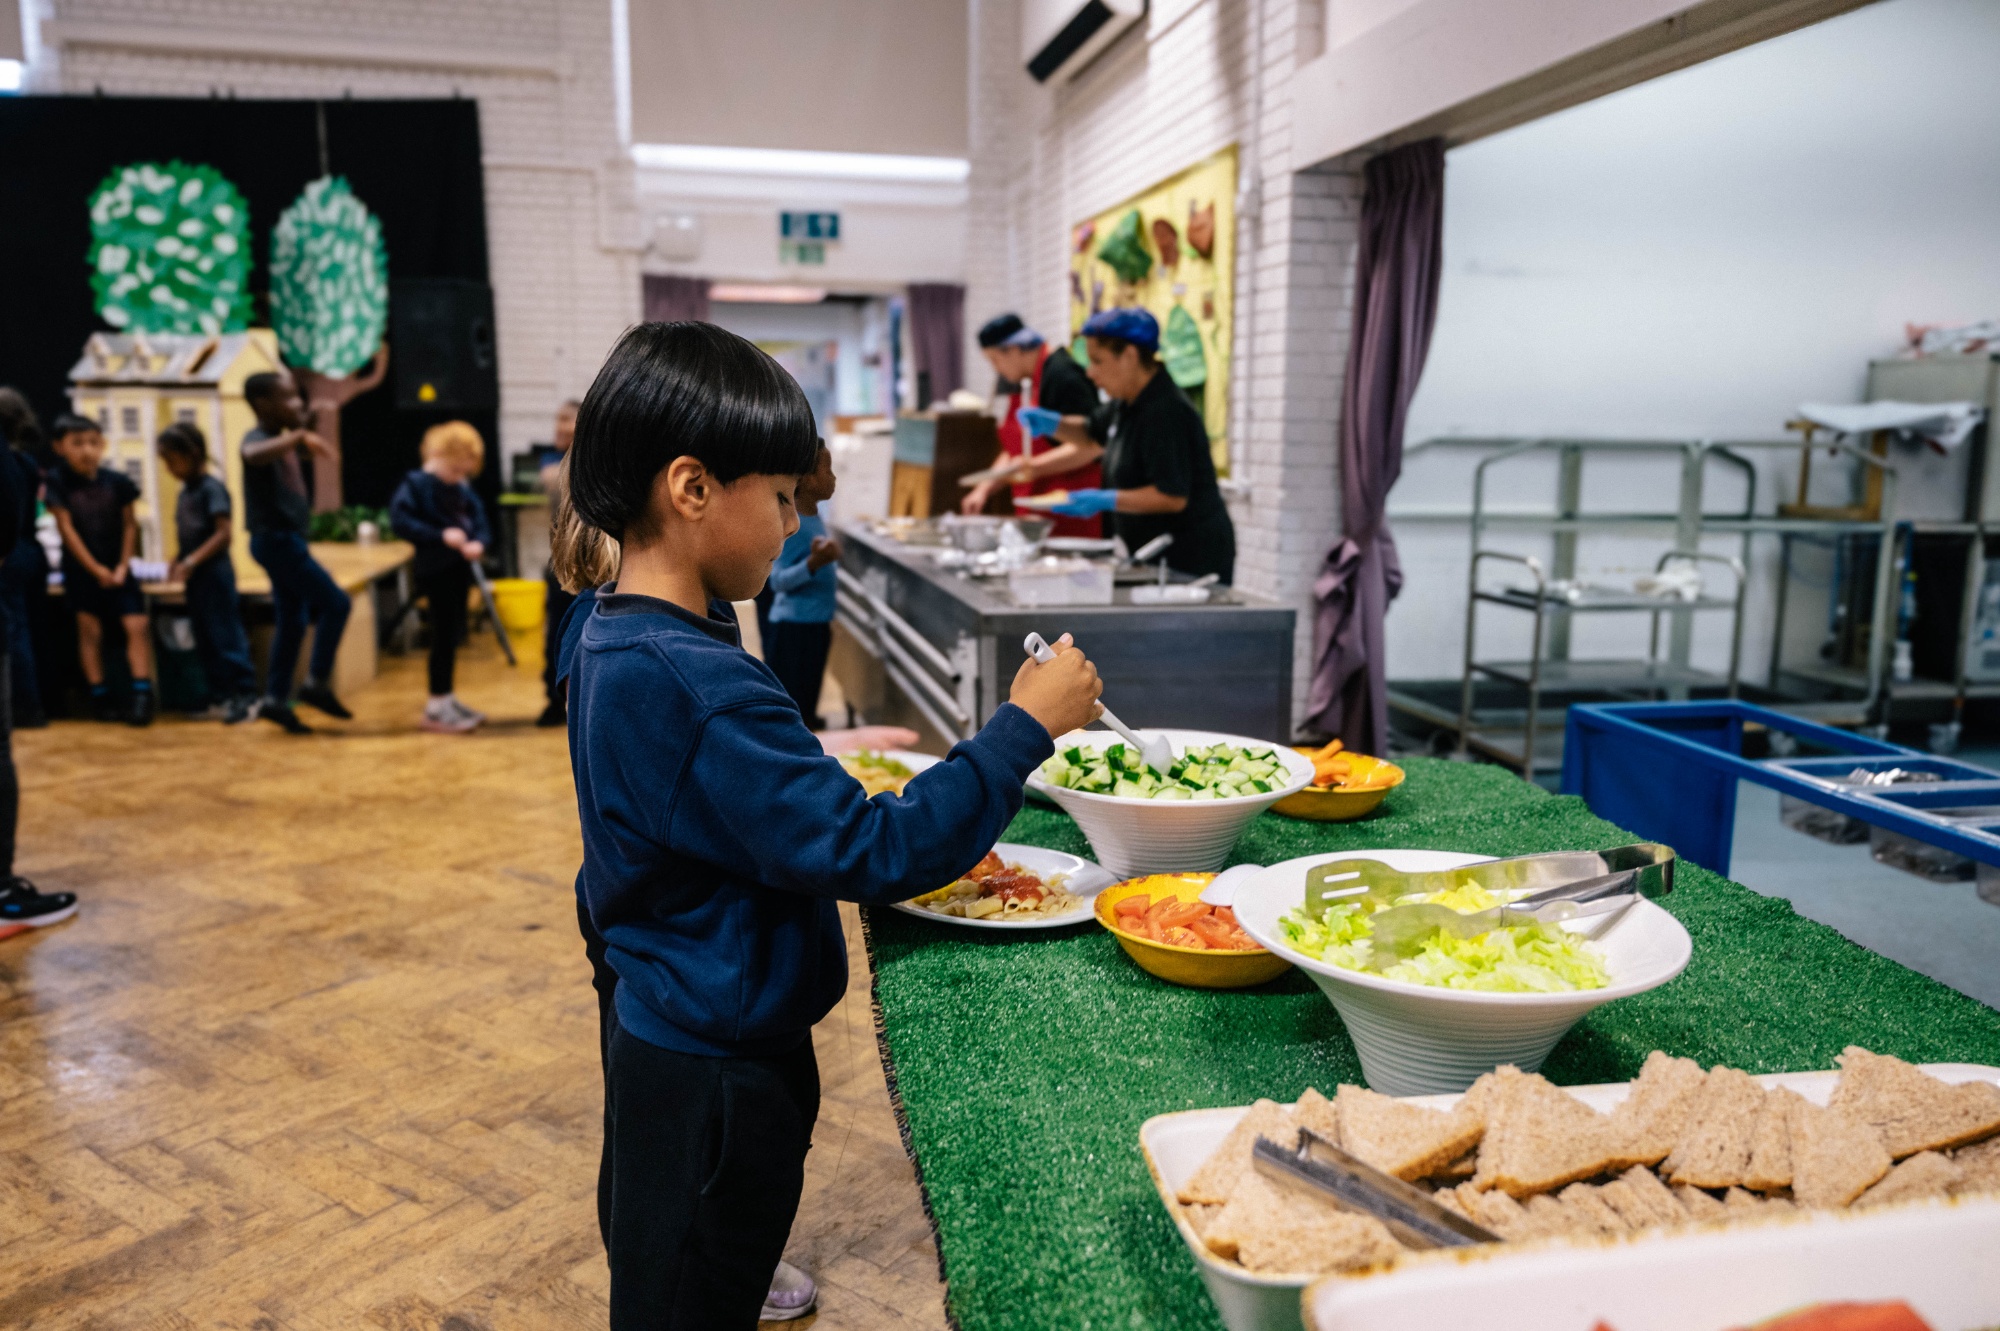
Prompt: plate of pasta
<box><xmin>890</xmin><ymin>844</ymin><xmax>1115</xmax><ymax>930</ymax></box>
<box><xmin>838</xmin><ymin>749</ymin><xmax>940</xmax><ymax>796</ymax></box>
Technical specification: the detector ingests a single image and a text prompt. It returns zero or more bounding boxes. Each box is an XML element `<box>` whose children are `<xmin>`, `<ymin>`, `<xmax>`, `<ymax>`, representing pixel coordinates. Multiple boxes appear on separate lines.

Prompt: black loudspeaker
<box><xmin>391</xmin><ymin>278</ymin><xmax>498</xmax><ymax>410</ymax></box>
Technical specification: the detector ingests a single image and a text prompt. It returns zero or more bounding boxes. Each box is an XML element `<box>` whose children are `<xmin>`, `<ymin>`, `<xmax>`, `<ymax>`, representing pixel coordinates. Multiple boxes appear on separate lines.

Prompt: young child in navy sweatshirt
<box><xmin>389</xmin><ymin>421</ymin><xmax>491</xmax><ymax>733</ymax></box>
<box><xmin>562</xmin><ymin>322</ymin><xmax>1103</xmax><ymax>1331</ymax></box>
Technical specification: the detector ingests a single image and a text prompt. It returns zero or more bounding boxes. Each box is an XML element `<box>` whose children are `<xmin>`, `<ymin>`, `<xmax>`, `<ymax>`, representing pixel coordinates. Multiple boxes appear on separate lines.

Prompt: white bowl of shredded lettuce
<box><xmin>1231</xmin><ymin>849</ymin><xmax>1692</xmax><ymax>1095</ymax></box>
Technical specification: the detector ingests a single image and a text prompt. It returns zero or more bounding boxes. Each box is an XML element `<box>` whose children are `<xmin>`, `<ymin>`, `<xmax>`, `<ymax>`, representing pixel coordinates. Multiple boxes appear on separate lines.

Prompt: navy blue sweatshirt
<box><xmin>563</xmin><ymin>589</ymin><xmax>1054</xmax><ymax>1057</ymax></box>
<box><xmin>388</xmin><ymin>470</ymin><xmax>491</xmax><ymax>577</ymax></box>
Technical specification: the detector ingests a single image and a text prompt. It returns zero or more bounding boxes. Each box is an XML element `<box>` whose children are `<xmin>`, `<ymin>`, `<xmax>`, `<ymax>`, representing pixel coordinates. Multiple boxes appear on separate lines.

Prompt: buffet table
<box><xmin>832</xmin><ymin>521</ymin><xmax>1297</xmax><ymax>744</ymax></box>
<box><xmin>861</xmin><ymin>758</ymin><xmax>2000</xmax><ymax>1331</ymax></box>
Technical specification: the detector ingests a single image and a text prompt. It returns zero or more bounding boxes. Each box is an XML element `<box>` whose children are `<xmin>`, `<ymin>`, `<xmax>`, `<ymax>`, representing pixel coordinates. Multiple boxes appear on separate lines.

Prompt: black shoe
<box><xmin>127</xmin><ymin>688</ymin><xmax>156</xmax><ymax>727</ymax></box>
<box><xmin>295</xmin><ymin>682</ymin><xmax>352</xmax><ymax>720</ymax></box>
<box><xmin>15</xmin><ymin>706</ymin><xmax>47</xmax><ymax>730</ymax></box>
<box><xmin>535</xmin><ymin>699</ymin><xmax>566</xmax><ymax>728</ymax></box>
<box><xmin>258</xmin><ymin>700</ymin><xmax>313</xmax><ymax>734</ymax></box>
<box><xmin>91</xmin><ymin>692</ymin><xmax>121</xmax><ymax>723</ymax></box>
<box><xmin>0</xmin><ymin>877</ymin><xmax>78</xmax><ymax>929</ymax></box>
<box><xmin>224</xmin><ymin>694</ymin><xmax>259</xmax><ymax>725</ymax></box>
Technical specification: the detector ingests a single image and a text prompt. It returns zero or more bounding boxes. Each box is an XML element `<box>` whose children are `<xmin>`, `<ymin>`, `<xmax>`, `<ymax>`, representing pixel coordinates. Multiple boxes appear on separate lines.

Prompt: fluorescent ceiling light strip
<box><xmin>710</xmin><ymin>284</ymin><xmax>827</xmax><ymax>304</ymax></box>
<box><xmin>633</xmin><ymin>143</ymin><xmax>968</xmax><ymax>183</ymax></box>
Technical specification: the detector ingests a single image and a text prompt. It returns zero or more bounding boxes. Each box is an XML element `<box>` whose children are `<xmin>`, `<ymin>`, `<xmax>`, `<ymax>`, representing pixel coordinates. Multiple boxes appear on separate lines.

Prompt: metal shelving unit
<box><xmin>1458</xmin><ymin>544</ymin><xmax>1747</xmax><ymax>774</ymax></box>
<box><xmin>1393</xmin><ymin>435</ymin><xmax>1900</xmax><ymax>773</ymax></box>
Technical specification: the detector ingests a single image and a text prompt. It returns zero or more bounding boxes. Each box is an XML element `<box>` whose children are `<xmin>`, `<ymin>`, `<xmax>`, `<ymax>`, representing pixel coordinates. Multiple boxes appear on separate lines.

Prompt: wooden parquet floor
<box><xmin>0</xmin><ymin>633</ymin><xmax>948</xmax><ymax>1331</ymax></box>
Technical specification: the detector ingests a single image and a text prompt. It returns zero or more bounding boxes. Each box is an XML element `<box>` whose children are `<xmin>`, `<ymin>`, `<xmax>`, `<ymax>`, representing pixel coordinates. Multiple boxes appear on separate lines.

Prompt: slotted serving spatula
<box><xmin>1301</xmin><ymin>844</ymin><xmax>1675</xmax><ymax>968</ymax></box>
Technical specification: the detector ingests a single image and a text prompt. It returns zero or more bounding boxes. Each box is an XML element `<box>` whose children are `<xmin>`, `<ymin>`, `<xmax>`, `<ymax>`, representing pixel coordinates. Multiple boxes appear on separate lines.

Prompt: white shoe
<box><xmin>760</xmin><ymin>1259</ymin><xmax>818</xmax><ymax>1322</ymax></box>
<box><xmin>420</xmin><ymin>698</ymin><xmax>477</xmax><ymax>734</ymax></box>
<box><xmin>447</xmin><ymin>696</ymin><xmax>486</xmax><ymax>726</ymax></box>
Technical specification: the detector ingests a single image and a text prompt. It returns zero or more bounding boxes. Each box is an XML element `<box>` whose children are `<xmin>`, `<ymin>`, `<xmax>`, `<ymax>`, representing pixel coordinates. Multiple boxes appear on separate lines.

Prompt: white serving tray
<box><xmin>1139</xmin><ymin>1064</ymin><xmax>2000</xmax><ymax>1331</ymax></box>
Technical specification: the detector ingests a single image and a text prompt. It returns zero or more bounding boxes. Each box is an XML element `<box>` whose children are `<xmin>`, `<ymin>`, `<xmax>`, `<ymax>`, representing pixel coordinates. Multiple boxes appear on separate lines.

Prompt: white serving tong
<box><xmin>1022</xmin><ymin>632</ymin><xmax>1175</xmax><ymax>774</ymax></box>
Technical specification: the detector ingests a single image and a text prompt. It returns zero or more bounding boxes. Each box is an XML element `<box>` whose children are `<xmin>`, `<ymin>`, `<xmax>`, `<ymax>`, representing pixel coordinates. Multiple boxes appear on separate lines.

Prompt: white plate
<box><xmin>1044</xmin><ymin>536</ymin><xmax>1119</xmax><ymax>554</ymax></box>
<box><xmin>886</xmin><ymin>842</ymin><xmax>1115</xmax><ymax>929</ymax></box>
<box><xmin>838</xmin><ymin>749</ymin><xmax>941</xmax><ymax>788</ymax></box>
<box><xmin>1139</xmin><ymin>1064</ymin><xmax>2000</xmax><ymax>1331</ymax></box>
<box><xmin>1230</xmin><ymin>850</ymin><xmax>1692</xmax><ymax>1095</ymax></box>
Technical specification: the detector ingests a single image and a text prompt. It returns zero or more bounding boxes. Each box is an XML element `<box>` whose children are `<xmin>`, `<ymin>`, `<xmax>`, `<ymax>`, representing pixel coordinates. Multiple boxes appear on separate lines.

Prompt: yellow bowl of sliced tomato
<box><xmin>1093</xmin><ymin>873</ymin><xmax>1293</xmax><ymax>989</ymax></box>
<box><xmin>1270</xmin><ymin>741</ymin><xmax>1405</xmax><ymax>822</ymax></box>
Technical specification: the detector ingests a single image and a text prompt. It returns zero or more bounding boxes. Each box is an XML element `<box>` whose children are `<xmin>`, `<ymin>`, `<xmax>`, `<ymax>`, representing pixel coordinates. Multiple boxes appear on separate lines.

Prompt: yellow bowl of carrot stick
<box><xmin>1094</xmin><ymin>873</ymin><xmax>1293</xmax><ymax>989</ymax></box>
<box><xmin>1269</xmin><ymin>741</ymin><xmax>1404</xmax><ymax>822</ymax></box>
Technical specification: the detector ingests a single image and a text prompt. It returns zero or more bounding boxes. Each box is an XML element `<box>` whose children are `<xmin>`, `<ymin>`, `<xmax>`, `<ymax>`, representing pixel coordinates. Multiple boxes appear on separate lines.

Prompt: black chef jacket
<box><xmin>1092</xmin><ymin>369</ymin><xmax>1235</xmax><ymax>582</ymax></box>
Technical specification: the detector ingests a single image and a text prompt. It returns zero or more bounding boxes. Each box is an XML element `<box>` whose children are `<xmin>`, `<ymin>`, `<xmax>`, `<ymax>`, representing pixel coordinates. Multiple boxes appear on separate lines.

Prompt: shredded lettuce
<box><xmin>1278</xmin><ymin>880</ymin><xmax>1610</xmax><ymax>992</ymax></box>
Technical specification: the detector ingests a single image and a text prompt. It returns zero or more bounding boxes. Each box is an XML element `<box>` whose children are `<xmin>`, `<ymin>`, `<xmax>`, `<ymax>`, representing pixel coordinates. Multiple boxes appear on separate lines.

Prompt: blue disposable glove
<box><xmin>1016</xmin><ymin>405</ymin><xmax>1062</xmax><ymax>439</ymax></box>
<box><xmin>1050</xmin><ymin>488</ymin><xmax>1118</xmax><ymax>517</ymax></box>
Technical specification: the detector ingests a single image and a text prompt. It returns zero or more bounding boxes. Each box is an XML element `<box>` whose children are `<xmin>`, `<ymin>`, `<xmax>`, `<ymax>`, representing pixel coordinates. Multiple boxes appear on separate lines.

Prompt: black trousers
<box><xmin>579</xmin><ymin>894</ymin><xmax>618</xmax><ymax>1245</ymax></box>
<box><xmin>604</xmin><ymin>1012</ymin><xmax>819</xmax><ymax>1331</ymax></box>
<box><xmin>764</xmin><ymin>620</ymin><xmax>831</xmax><ymax>728</ymax></box>
<box><xmin>544</xmin><ymin>571</ymin><xmax>576</xmax><ymax>705</ymax></box>
<box><xmin>417</xmin><ymin>564</ymin><xmax>472</xmax><ymax>697</ymax></box>
<box><xmin>0</xmin><ymin>649</ymin><xmax>16</xmax><ymax>878</ymax></box>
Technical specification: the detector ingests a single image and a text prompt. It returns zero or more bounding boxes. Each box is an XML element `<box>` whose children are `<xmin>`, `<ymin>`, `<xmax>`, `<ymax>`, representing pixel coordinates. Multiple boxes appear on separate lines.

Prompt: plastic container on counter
<box><xmin>1868</xmin><ymin>805</ymin><xmax>2000</xmax><ymax>883</ymax></box>
<box><xmin>1779</xmin><ymin>765</ymin><xmax>1942</xmax><ymax>847</ymax></box>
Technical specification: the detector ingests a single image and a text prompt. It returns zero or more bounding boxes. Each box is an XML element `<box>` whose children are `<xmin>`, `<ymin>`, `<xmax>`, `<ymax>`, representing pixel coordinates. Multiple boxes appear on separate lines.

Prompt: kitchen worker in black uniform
<box><xmin>959</xmin><ymin>313</ymin><xmax>1106</xmax><ymax>536</ymax></box>
<box><xmin>1017</xmin><ymin>307</ymin><xmax>1236</xmax><ymax>583</ymax></box>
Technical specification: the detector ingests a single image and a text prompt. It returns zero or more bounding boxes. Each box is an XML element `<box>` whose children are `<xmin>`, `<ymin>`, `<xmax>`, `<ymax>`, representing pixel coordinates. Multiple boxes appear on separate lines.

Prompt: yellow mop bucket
<box><xmin>489</xmin><ymin>578</ymin><xmax>546</xmax><ymax>634</ymax></box>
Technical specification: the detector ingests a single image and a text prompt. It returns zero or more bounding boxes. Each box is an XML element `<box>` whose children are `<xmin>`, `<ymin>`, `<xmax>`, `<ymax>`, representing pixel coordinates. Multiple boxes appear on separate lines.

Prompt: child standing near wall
<box><xmin>45</xmin><ymin>415</ymin><xmax>154</xmax><ymax>726</ymax></box>
<box><xmin>561</xmin><ymin>321</ymin><xmax>1103</xmax><ymax>1329</ymax></box>
<box><xmin>763</xmin><ymin>443</ymin><xmax>840</xmax><ymax>728</ymax></box>
<box><xmin>390</xmin><ymin>421</ymin><xmax>491</xmax><ymax>734</ymax></box>
<box><xmin>158</xmin><ymin>423</ymin><xmax>260</xmax><ymax>723</ymax></box>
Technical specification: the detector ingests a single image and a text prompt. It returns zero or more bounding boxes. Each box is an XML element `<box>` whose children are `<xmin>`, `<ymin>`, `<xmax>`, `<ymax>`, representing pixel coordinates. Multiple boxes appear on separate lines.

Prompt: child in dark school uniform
<box><xmin>158</xmin><ymin>423</ymin><xmax>260</xmax><ymax>722</ymax></box>
<box><xmin>560</xmin><ymin>321</ymin><xmax>1104</xmax><ymax>1331</ymax></box>
<box><xmin>389</xmin><ymin>421</ymin><xmax>492</xmax><ymax>733</ymax></box>
<box><xmin>45</xmin><ymin>414</ymin><xmax>154</xmax><ymax>725</ymax></box>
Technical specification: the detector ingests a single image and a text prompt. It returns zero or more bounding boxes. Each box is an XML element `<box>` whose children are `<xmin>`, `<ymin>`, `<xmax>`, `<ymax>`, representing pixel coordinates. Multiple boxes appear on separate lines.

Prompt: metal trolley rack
<box><xmin>1392</xmin><ymin>436</ymin><xmax>1899</xmax><ymax>774</ymax></box>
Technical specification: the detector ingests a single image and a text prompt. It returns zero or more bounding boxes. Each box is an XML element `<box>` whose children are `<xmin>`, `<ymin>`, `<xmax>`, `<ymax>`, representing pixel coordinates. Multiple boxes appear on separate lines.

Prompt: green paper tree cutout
<box><xmin>1162</xmin><ymin>305</ymin><xmax>1207</xmax><ymax>390</ymax></box>
<box><xmin>270</xmin><ymin>176</ymin><xmax>389</xmax><ymax>377</ymax></box>
<box><xmin>1096</xmin><ymin>209</ymin><xmax>1153</xmax><ymax>285</ymax></box>
<box><xmin>88</xmin><ymin>160</ymin><xmax>254</xmax><ymax>334</ymax></box>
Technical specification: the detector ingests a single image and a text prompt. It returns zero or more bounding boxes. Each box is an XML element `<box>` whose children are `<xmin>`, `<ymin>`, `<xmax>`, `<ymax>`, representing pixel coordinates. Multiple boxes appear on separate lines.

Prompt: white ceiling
<box><xmin>626</xmin><ymin>0</ymin><xmax>968</xmax><ymax>158</ymax></box>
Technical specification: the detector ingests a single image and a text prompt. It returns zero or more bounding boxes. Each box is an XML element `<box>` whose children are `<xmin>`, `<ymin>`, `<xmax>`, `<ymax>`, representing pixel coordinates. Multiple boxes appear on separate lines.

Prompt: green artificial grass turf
<box><xmin>861</xmin><ymin>756</ymin><xmax>2000</xmax><ymax>1331</ymax></box>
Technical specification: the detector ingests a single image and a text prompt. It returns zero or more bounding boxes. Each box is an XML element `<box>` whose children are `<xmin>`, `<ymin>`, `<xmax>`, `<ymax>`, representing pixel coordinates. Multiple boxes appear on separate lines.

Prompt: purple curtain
<box><xmin>644</xmin><ymin>275</ymin><xmax>712</xmax><ymax>324</ymax></box>
<box><xmin>1306</xmin><ymin>138</ymin><xmax>1445</xmax><ymax>752</ymax></box>
<box><xmin>905</xmin><ymin>282</ymin><xmax>965</xmax><ymax>405</ymax></box>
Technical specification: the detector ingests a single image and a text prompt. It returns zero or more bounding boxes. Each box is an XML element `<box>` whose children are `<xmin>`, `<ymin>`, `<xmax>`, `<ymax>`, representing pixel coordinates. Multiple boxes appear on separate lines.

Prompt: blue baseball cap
<box><xmin>1081</xmin><ymin>307</ymin><xmax>1159</xmax><ymax>352</ymax></box>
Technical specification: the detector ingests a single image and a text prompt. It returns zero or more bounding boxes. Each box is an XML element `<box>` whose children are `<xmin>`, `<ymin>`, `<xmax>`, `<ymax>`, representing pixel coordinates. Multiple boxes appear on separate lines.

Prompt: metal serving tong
<box><xmin>1253</xmin><ymin>1129</ymin><xmax>1499</xmax><ymax>1249</ymax></box>
<box><xmin>1303</xmin><ymin>843</ymin><xmax>1676</xmax><ymax>964</ymax></box>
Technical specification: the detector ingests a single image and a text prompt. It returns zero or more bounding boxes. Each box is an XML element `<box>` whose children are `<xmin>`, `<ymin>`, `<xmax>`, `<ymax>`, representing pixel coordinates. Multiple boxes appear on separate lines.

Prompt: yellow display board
<box><xmin>1067</xmin><ymin>146</ymin><xmax>1236</xmax><ymax>473</ymax></box>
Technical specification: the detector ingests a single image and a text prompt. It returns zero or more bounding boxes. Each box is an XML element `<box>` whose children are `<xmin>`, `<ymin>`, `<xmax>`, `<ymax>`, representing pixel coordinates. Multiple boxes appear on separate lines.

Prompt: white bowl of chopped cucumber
<box><xmin>1027</xmin><ymin>730</ymin><xmax>1314</xmax><ymax>876</ymax></box>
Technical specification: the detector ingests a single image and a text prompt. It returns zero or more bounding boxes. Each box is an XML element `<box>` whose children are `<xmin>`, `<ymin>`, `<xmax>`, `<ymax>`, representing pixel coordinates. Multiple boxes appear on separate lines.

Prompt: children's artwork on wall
<box><xmin>270</xmin><ymin>175</ymin><xmax>390</xmax><ymax>377</ymax></box>
<box><xmin>88</xmin><ymin>161</ymin><xmax>254</xmax><ymax>335</ymax></box>
<box><xmin>1069</xmin><ymin>146</ymin><xmax>1236</xmax><ymax>472</ymax></box>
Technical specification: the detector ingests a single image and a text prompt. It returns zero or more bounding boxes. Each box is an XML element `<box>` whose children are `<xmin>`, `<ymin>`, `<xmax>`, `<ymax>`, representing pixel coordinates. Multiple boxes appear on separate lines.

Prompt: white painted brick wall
<box><xmin>30</xmin><ymin>0</ymin><xmax>642</xmax><ymax>465</ymax></box>
<box><xmin>967</xmin><ymin>0</ymin><xmax>1361</xmax><ymax>734</ymax></box>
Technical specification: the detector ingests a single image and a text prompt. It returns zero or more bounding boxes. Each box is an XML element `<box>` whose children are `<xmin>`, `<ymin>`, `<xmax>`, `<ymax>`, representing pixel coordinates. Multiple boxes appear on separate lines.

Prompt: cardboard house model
<box><xmin>67</xmin><ymin>329</ymin><xmax>282</xmax><ymax>567</ymax></box>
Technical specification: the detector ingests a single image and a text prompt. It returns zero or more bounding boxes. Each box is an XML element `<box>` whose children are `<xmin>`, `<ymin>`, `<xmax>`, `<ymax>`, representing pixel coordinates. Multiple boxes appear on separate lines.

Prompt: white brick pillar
<box><xmin>1226</xmin><ymin>157</ymin><xmax>1362</xmax><ymax>736</ymax></box>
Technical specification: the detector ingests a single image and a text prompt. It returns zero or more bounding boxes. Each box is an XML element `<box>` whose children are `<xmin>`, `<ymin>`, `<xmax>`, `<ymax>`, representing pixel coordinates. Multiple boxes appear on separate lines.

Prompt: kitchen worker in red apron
<box><xmin>960</xmin><ymin>313</ymin><xmax>1105</xmax><ymax>538</ymax></box>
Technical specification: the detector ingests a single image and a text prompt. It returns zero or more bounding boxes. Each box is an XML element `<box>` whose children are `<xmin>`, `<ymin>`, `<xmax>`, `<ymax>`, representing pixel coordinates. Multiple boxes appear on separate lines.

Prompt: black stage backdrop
<box><xmin>0</xmin><ymin>95</ymin><xmax>496</xmax><ymax>510</ymax></box>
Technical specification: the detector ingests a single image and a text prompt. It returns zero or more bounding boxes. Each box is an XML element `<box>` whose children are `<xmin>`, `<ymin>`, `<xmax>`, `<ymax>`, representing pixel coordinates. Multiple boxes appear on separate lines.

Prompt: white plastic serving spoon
<box><xmin>1023</xmin><ymin>632</ymin><xmax>1175</xmax><ymax>774</ymax></box>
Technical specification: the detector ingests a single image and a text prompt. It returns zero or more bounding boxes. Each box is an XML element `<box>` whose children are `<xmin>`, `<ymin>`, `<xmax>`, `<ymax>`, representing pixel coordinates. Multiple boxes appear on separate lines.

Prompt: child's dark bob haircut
<box><xmin>50</xmin><ymin>413</ymin><xmax>102</xmax><ymax>441</ymax></box>
<box><xmin>569</xmin><ymin>321</ymin><xmax>819</xmax><ymax>542</ymax></box>
<box><xmin>156</xmin><ymin>422</ymin><xmax>209</xmax><ymax>466</ymax></box>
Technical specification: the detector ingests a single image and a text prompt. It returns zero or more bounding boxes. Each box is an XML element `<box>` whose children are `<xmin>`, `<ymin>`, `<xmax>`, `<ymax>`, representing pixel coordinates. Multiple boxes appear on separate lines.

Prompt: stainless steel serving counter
<box><xmin>830</xmin><ymin>521</ymin><xmax>1297</xmax><ymax>744</ymax></box>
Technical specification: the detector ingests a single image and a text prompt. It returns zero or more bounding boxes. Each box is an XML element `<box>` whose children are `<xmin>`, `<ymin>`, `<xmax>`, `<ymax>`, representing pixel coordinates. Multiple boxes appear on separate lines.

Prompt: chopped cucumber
<box><xmin>1037</xmin><ymin>740</ymin><xmax>1289</xmax><ymax>801</ymax></box>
